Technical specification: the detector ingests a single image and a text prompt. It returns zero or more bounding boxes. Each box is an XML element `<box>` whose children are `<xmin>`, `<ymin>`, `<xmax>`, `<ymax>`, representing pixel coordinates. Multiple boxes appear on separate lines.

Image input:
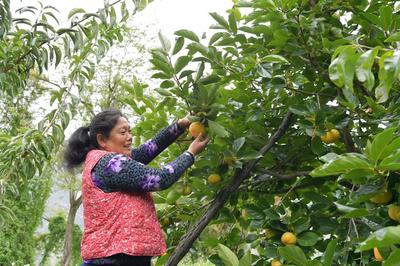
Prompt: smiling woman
<box><xmin>63</xmin><ymin>109</ymin><xmax>209</xmax><ymax>266</ymax></box>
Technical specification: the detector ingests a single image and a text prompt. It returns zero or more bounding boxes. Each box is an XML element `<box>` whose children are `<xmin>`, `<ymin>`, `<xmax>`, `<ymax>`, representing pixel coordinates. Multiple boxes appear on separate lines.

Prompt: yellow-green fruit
<box><xmin>161</xmin><ymin>217</ymin><xmax>170</xmax><ymax>226</ymax></box>
<box><xmin>370</xmin><ymin>191</ymin><xmax>393</xmax><ymax>204</ymax></box>
<box><xmin>265</xmin><ymin>229</ymin><xmax>276</xmax><ymax>239</ymax></box>
<box><xmin>271</xmin><ymin>259</ymin><xmax>282</xmax><ymax>266</ymax></box>
<box><xmin>182</xmin><ymin>186</ymin><xmax>192</xmax><ymax>196</ymax></box>
<box><xmin>374</xmin><ymin>247</ymin><xmax>383</xmax><ymax>262</ymax></box>
<box><xmin>281</xmin><ymin>232</ymin><xmax>297</xmax><ymax>245</ymax></box>
<box><xmin>189</xmin><ymin>122</ymin><xmax>206</xmax><ymax>138</ymax></box>
<box><xmin>329</xmin><ymin>129</ymin><xmax>340</xmax><ymax>141</ymax></box>
<box><xmin>388</xmin><ymin>205</ymin><xmax>400</xmax><ymax>221</ymax></box>
<box><xmin>320</xmin><ymin>131</ymin><xmax>334</xmax><ymax>143</ymax></box>
<box><xmin>208</xmin><ymin>174</ymin><xmax>221</xmax><ymax>184</ymax></box>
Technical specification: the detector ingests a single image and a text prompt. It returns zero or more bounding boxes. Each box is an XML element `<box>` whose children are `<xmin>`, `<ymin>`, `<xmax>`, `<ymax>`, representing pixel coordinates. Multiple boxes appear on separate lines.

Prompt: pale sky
<box><xmin>12</xmin><ymin>0</ymin><xmax>232</xmax><ymax>39</ymax></box>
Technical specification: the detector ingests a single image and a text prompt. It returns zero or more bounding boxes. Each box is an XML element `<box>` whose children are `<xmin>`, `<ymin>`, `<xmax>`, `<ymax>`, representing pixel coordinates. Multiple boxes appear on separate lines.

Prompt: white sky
<box><xmin>12</xmin><ymin>0</ymin><xmax>232</xmax><ymax>38</ymax></box>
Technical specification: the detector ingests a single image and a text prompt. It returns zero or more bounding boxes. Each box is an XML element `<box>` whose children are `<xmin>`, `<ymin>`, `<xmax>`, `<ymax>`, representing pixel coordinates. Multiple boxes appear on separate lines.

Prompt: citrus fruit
<box><xmin>189</xmin><ymin>122</ymin><xmax>205</xmax><ymax>138</ymax></box>
<box><xmin>281</xmin><ymin>232</ymin><xmax>297</xmax><ymax>245</ymax></box>
<box><xmin>329</xmin><ymin>129</ymin><xmax>340</xmax><ymax>140</ymax></box>
<box><xmin>388</xmin><ymin>205</ymin><xmax>400</xmax><ymax>221</ymax></box>
<box><xmin>208</xmin><ymin>174</ymin><xmax>221</xmax><ymax>184</ymax></box>
<box><xmin>370</xmin><ymin>191</ymin><xmax>392</xmax><ymax>204</ymax></box>
<box><xmin>271</xmin><ymin>259</ymin><xmax>282</xmax><ymax>266</ymax></box>
<box><xmin>373</xmin><ymin>247</ymin><xmax>383</xmax><ymax>262</ymax></box>
<box><xmin>182</xmin><ymin>185</ymin><xmax>192</xmax><ymax>196</ymax></box>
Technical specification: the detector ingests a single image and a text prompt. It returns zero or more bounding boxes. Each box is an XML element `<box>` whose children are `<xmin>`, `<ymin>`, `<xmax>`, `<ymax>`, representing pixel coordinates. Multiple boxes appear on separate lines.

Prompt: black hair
<box><xmin>64</xmin><ymin>109</ymin><xmax>126</xmax><ymax>169</ymax></box>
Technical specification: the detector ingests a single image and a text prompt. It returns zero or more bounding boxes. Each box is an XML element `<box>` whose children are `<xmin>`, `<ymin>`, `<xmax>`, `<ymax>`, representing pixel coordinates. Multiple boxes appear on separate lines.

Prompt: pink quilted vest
<box><xmin>81</xmin><ymin>149</ymin><xmax>167</xmax><ymax>259</ymax></box>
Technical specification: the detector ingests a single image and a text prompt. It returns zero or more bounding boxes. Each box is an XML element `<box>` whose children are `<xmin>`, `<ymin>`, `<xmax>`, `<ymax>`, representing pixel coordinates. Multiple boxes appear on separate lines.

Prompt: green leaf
<box><xmin>278</xmin><ymin>245</ymin><xmax>308</xmax><ymax>266</ymax></box>
<box><xmin>310</xmin><ymin>153</ymin><xmax>372</xmax><ymax>177</ymax></box>
<box><xmin>297</xmin><ymin>232</ymin><xmax>320</xmax><ymax>247</ymax></box>
<box><xmin>160</xmin><ymin>80</ymin><xmax>175</xmax><ymax>89</ymax></box>
<box><xmin>384</xmin><ymin>249</ymin><xmax>400</xmax><ymax>266</ymax></box>
<box><xmin>187</xmin><ymin>43</ymin><xmax>209</xmax><ymax>56</ymax></box>
<box><xmin>323</xmin><ymin>239</ymin><xmax>338</xmax><ymax>266</ymax></box>
<box><xmin>356</xmin><ymin>47</ymin><xmax>379</xmax><ymax>91</ymax></box>
<box><xmin>210</xmin><ymin>12</ymin><xmax>230</xmax><ymax>30</ymax></box>
<box><xmin>366</xmin><ymin>127</ymin><xmax>397</xmax><ymax>165</ymax></box>
<box><xmin>158</xmin><ymin>31</ymin><xmax>171</xmax><ymax>53</ymax></box>
<box><xmin>172</xmin><ymin>37</ymin><xmax>185</xmax><ymax>55</ymax></box>
<box><xmin>217</xmin><ymin>244</ymin><xmax>239</xmax><ymax>266</ymax></box>
<box><xmin>358</xmin><ymin>226</ymin><xmax>400</xmax><ymax>251</ymax></box>
<box><xmin>379</xmin><ymin>152</ymin><xmax>400</xmax><ymax>171</ymax></box>
<box><xmin>208</xmin><ymin>120</ymin><xmax>230</xmax><ymax>138</ymax></box>
<box><xmin>385</xmin><ymin>32</ymin><xmax>400</xmax><ymax>42</ymax></box>
<box><xmin>260</xmin><ymin>55</ymin><xmax>289</xmax><ymax>64</ymax></box>
<box><xmin>233</xmin><ymin>137</ymin><xmax>245</xmax><ymax>152</ymax></box>
<box><xmin>376</xmin><ymin>51</ymin><xmax>400</xmax><ymax>103</ymax></box>
<box><xmin>174</xmin><ymin>56</ymin><xmax>191</xmax><ymax>74</ymax></box>
<box><xmin>175</xmin><ymin>29</ymin><xmax>199</xmax><ymax>42</ymax></box>
<box><xmin>379</xmin><ymin>5</ymin><xmax>393</xmax><ymax>31</ymax></box>
<box><xmin>238</xmin><ymin>253</ymin><xmax>252</xmax><ymax>266</ymax></box>
<box><xmin>228</xmin><ymin>12</ymin><xmax>237</xmax><ymax>34</ymax></box>
<box><xmin>68</xmin><ymin>8</ymin><xmax>85</xmax><ymax>19</ymax></box>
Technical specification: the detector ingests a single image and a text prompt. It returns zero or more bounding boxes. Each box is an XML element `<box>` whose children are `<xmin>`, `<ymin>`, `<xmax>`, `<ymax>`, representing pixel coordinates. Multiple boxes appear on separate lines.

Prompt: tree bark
<box><xmin>61</xmin><ymin>192</ymin><xmax>82</xmax><ymax>266</ymax></box>
<box><xmin>166</xmin><ymin>112</ymin><xmax>293</xmax><ymax>265</ymax></box>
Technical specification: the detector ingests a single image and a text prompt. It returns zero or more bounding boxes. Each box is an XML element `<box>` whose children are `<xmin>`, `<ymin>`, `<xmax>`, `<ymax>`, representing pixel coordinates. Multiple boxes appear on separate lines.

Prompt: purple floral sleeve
<box><xmin>130</xmin><ymin>122</ymin><xmax>185</xmax><ymax>165</ymax></box>
<box><xmin>91</xmin><ymin>151</ymin><xmax>194</xmax><ymax>193</ymax></box>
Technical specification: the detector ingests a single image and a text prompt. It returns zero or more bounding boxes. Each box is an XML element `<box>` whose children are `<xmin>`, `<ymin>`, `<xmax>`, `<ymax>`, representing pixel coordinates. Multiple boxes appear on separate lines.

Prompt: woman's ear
<box><xmin>96</xmin><ymin>134</ymin><xmax>107</xmax><ymax>149</ymax></box>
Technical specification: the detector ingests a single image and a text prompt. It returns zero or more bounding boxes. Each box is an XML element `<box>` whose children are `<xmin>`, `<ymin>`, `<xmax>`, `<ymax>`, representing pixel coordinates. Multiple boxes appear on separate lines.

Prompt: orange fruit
<box><xmin>207</xmin><ymin>174</ymin><xmax>221</xmax><ymax>184</ymax></box>
<box><xmin>182</xmin><ymin>185</ymin><xmax>192</xmax><ymax>196</ymax></box>
<box><xmin>388</xmin><ymin>205</ymin><xmax>400</xmax><ymax>221</ymax></box>
<box><xmin>373</xmin><ymin>247</ymin><xmax>383</xmax><ymax>262</ymax></box>
<box><xmin>281</xmin><ymin>232</ymin><xmax>297</xmax><ymax>245</ymax></box>
<box><xmin>189</xmin><ymin>122</ymin><xmax>205</xmax><ymax>138</ymax></box>
<box><xmin>271</xmin><ymin>259</ymin><xmax>282</xmax><ymax>266</ymax></box>
<box><xmin>370</xmin><ymin>191</ymin><xmax>392</xmax><ymax>204</ymax></box>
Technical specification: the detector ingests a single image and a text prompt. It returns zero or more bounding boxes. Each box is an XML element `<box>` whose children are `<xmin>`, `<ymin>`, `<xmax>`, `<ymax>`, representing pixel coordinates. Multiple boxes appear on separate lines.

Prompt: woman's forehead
<box><xmin>115</xmin><ymin>117</ymin><xmax>130</xmax><ymax>128</ymax></box>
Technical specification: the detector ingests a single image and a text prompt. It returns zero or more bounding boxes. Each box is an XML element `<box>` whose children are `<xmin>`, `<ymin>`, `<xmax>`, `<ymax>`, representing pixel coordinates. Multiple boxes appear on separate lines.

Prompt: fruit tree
<box><xmin>145</xmin><ymin>0</ymin><xmax>400</xmax><ymax>265</ymax></box>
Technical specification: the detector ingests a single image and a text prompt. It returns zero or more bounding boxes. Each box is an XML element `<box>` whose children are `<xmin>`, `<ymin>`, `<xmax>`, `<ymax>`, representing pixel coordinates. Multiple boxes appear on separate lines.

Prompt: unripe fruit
<box><xmin>373</xmin><ymin>247</ymin><xmax>383</xmax><ymax>262</ymax></box>
<box><xmin>182</xmin><ymin>185</ymin><xmax>192</xmax><ymax>196</ymax></box>
<box><xmin>370</xmin><ymin>191</ymin><xmax>392</xmax><ymax>204</ymax></box>
<box><xmin>189</xmin><ymin>122</ymin><xmax>205</xmax><ymax>138</ymax></box>
<box><xmin>265</xmin><ymin>229</ymin><xmax>275</xmax><ymax>239</ymax></box>
<box><xmin>271</xmin><ymin>259</ymin><xmax>282</xmax><ymax>266</ymax></box>
<box><xmin>281</xmin><ymin>232</ymin><xmax>297</xmax><ymax>245</ymax></box>
<box><xmin>161</xmin><ymin>217</ymin><xmax>170</xmax><ymax>226</ymax></box>
<box><xmin>388</xmin><ymin>205</ymin><xmax>400</xmax><ymax>221</ymax></box>
<box><xmin>208</xmin><ymin>174</ymin><xmax>221</xmax><ymax>184</ymax></box>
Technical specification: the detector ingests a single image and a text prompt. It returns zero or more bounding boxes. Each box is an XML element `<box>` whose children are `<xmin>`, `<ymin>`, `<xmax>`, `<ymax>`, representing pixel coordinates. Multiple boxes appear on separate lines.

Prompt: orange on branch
<box><xmin>388</xmin><ymin>205</ymin><xmax>400</xmax><ymax>221</ymax></box>
<box><xmin>271</xmin><ymin>259</ymin><xmax>282</xmax><ymax>266</ymax></box>
<box><xmin>189</xmin><ymin>122</ymin><xmax>206</xmax><ymax>138</ymax></box>
<box><xmin>281</xmin><ymin>232</ymin><xmax>297</xmax><ymax>245</ymax></box>
<box><xmin>373</xmin><ymin>247</ymin><xmax>383</xmax><ymax>262</ymax></box>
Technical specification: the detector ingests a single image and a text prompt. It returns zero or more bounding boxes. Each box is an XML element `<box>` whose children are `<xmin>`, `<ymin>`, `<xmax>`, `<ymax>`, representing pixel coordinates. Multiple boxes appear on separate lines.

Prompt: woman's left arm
<box><xmin>131</xmin><ymin>118</ymin><xmax>190</xmax><ymax>164</ymax></box>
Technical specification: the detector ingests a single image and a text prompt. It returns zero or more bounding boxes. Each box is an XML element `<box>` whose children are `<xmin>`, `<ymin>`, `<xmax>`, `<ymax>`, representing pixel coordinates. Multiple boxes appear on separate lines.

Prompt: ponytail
<box><xmin>64</xmin><ymin>126</ymin><xmax>94</xmax><ymax>169</ymax></box>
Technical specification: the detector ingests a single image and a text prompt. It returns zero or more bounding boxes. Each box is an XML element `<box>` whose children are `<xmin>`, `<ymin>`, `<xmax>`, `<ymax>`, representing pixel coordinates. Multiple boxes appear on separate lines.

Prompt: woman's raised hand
<box><xmin>187</xmin><ymin>133</ymin><xmax>209</xmax><ymax>155</ymax></box>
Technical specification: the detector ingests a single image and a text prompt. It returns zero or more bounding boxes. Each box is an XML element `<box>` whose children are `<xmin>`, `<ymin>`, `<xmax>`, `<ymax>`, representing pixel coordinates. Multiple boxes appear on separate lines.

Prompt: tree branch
<box><xmin>166</xmin><ymin>112</ymin><xmax>294</xmax><ymax>265</ymax></box>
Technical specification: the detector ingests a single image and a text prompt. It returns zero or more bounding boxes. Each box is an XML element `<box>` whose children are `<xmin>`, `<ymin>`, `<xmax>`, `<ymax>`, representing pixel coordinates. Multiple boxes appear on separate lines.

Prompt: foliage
<box><xmin>0</xmin><ymin>0</ymin><xmax>152</xmax><ymax>263</ymax></box>
<box><xmin>144</xmin><ymin>0</ymin><xmax>400</xmax><ymax>265</ymax></box>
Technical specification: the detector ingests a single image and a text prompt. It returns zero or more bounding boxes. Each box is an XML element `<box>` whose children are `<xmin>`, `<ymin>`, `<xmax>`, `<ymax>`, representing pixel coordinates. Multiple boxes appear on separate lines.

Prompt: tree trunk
<box><xmin>61</xmin><ymin>192</ymin><xmax>82</xmax><ymax>266</ymax></box>
<box><xmin>166</xmin><ymin>112</ymin><xmax>293</xmax><ymax>265</ymax></box>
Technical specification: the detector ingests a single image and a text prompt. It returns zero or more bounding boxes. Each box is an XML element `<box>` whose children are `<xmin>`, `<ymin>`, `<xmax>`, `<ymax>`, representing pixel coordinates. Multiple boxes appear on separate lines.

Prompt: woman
<box><xmin>64</xmin><ymin>109</ymin><xmax>209</xmax><ymax>266</ymax></box>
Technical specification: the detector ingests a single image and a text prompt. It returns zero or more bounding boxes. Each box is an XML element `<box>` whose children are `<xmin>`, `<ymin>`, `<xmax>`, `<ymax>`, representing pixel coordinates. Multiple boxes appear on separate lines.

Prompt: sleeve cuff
<box><xmin>184</xmin><ymin>151</ymin><xmax>195</xmax><ymax>161</ymax></box>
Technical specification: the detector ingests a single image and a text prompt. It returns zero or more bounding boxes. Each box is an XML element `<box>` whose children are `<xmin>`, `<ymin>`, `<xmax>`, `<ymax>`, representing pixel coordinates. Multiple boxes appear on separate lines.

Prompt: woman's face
<box><xmin>98</xmin><ymin>116</ymin><xmax>132</xmax><ymax>156</ymax></box>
